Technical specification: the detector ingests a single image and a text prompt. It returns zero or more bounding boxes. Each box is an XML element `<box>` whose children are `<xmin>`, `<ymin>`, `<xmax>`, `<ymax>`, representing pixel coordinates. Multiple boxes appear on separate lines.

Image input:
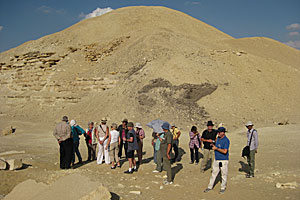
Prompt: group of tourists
<box><xmin>53</xmin><ymin>116</ymin><xmax>258</xmax><ymax>193</ymax></box>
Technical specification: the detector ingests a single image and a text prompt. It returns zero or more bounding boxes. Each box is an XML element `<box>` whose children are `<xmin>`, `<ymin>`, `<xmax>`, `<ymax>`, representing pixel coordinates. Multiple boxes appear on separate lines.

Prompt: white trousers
<box><xmin>208</xmin><ymin>160</ymin><xmax>229</xmax><ymax>190</ymax></box>
<box><xmin>97</xmin><ymin>138</ymin><xmax>110</xmax><ymax>164</ymax></box>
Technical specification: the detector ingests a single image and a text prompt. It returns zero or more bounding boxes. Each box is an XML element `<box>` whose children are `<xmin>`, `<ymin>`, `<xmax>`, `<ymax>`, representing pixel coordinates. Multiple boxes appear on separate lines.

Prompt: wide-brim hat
<box><xmin>101</xmin><ymin>117</ymin><xmax>107</xmax><ymax>122</ymax></box>
<box><xmin>135</xmin><ymin>123</ymin><xmax>142</xmax><ymax>128</ymax></box>
<box><xmin>207</xmin><ymin>120</ymin><xmax>214</xmax><ymax>126</ymax></box>
<box><xmin>245</xmin><ymin>121</ymin><xmax>254</xmax><ymax>127</ymax></box>
<box><xmin>161</xmin><ymin>122</ymin><xmax>170</xmax><ymax>130</ymax></box>
<box><xmin>122</xmin><ymin>119</ymin><xmax>128</xmax><ymax>123</ymax></box>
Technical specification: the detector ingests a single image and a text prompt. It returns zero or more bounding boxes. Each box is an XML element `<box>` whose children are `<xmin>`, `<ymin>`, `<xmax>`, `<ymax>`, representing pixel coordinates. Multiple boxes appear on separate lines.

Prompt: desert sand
<box><xmin>0</xmin><ymin>6</ymin><xmax>300</xmax><ymax>199</ymax></box>
<box><xmin>0</xmin><ymin>119</ymin><xmax>300</xmax><ymax>199</ymax></box>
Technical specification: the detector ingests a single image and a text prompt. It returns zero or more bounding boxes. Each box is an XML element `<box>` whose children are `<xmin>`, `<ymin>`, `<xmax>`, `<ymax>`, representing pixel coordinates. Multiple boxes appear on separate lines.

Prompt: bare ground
<box><xmin>0</xmin><ymin>118</ymin><xmax>299</xmax><ymax>200</ymax></box>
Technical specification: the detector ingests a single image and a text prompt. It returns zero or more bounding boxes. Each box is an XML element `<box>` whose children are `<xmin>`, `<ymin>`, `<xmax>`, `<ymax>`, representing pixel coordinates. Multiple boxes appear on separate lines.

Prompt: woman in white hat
<box><xmin>135</xmin><ymin>123</ymin><xmax>145</xmax><ymax>165</ymax></box>
<box><xmin>95</xmin><ymin>118</ymin><xmax>110</xmax><ymax>165</ymax></box>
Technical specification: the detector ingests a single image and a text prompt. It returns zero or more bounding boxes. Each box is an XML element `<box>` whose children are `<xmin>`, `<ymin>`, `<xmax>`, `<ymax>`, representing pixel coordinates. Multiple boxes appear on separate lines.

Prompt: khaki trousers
<box><xmin>247</xmin><ymin>150</ymin><xmax>256</xmax><ymax>176</ymax></box>
<box><xmin>156</xmin><ymin>149</ymin><xmax>163</xmax><ymax>171</ymax></box>
<box><xmin>200</xmin><ymin>149</ymin><xmax>215</xmax><ymax>170</ymax></box>
<box><xmin>109</xmin><ymin>142</ymin><xmax>119</xmax><ymax>163</ymax></box>
<box><xmin>208</xmin><ymin>160</ymin><xmax>229</xmax><ymax>190</ymax></box>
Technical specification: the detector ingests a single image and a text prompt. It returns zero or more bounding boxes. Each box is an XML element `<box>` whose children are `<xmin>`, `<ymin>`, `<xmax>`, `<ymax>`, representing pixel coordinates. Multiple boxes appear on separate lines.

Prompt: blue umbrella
<box><xmin>146</xmin><ymin>119</ymin><xmax>170</xmax><ymax>133</ymax></box>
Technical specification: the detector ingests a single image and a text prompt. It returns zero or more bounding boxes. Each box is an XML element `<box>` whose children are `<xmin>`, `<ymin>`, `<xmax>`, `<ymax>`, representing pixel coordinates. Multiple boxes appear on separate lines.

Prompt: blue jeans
<box><xmin>72</xmin><ymin>140</ymin><xmax>82</xmax><ymax>163</ymax></box>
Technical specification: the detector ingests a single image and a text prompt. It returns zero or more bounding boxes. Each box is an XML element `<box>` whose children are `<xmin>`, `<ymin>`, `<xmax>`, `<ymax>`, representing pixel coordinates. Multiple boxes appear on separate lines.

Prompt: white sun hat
<box><xmin>245</xmin><ymin>121</ymin><xmax>254</xmax><ymax>126</ymax></box>
<box><xmin>135</xmin><ymin>123</ymin><xmax>142</xmax><ymax>128</ymax></box>
<box><xmin>70</xmin><ymin>120</ymin><xmax>76</xmax><ymax>127</ymax></box>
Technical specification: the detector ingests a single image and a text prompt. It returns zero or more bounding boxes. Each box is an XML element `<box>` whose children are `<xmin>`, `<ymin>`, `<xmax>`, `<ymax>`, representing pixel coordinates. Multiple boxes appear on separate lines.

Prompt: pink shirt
<box><xmin>189</xmin><ymin>131</ymin><xmax>200</xmax><ymax>149</ymax></box>
<box><xmin>137</xmin><ymin>129</ymin><xmax>145</xmax><ymax>138</ymax></box>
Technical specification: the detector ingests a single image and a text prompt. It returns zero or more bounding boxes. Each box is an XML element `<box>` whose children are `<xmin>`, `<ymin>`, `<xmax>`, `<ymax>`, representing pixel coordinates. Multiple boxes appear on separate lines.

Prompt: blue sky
<box><xmin>0</xmin><ymin>0</ymin><xmax>300</xmax><ymax>52</ymax></box>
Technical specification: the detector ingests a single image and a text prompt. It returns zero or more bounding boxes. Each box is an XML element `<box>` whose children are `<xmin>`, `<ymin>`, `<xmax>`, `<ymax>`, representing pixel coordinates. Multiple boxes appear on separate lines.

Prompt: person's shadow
<box><xmin>177</xmin><ymin>148</ymin><xmax>186</xmax><ymax>161</ymax></box>
<box><xmin>142</xmin><ymin>156</ymin><xmax>154</xmax><ymax>164</ymax></box>
<box><xmin>172</xmin><ymin>163</ymin><xmax>183</xmax><ymax>180</ymax></box>
<box><xmin>212</xmin><ymin>172</ymin><xmax>222</xmax><ymax>188</ymax></box>
<box><xmin>239</xmin><ymin>161</ymin><xmax>249</xmax><ymax>174</ymax></box>
<box><xmin>198</xmin><ymin>151</ymin><xmax>204</xmax><ymax>160</ymax></box>
<box><xmin>171</xmin><ymin>147</ymin><xmax>186</xmax><ymax>163</ymax></box>
<box><xmin>72</xmin><ymin>160</ymin><xmax>93</xmax><ymax>169</ymax></box>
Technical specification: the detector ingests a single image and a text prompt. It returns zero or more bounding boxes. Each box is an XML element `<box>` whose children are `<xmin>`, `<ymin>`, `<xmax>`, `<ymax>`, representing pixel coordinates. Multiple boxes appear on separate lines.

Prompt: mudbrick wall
<box><xmin>0</xmin><ymin>50</ymin><xmax>117</xmax><ymax>107</ymax></box>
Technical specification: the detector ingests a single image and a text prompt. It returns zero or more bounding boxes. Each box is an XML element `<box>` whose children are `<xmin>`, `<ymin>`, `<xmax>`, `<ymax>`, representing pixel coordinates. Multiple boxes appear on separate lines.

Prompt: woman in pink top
<box><xmin>189</xmin><ymin>126</ymin><xmax>201</xmax><ymax>165</ymax></box>
<box><xmin>135</xmin><ymin>123</ymin><xmax>145</xmax><ymax>165</ymax></box>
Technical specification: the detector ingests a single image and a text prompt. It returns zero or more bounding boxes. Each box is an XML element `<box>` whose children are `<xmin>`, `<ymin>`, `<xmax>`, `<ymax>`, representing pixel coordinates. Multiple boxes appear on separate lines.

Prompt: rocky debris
<box><xmin>84</xmin><ymin>36</ymin><xmax>130</xmax><ymax>62</ymax></box>
<box><xmin>0</xmin><ymin>158</ymin><xmax>7</xmax><ymax>170</ymax></box>
<box><xmin>275</xmin><ymin>182</ymin><xmax>299</xmax><ymax>189</ymax></box>
<box><xmin>3</xmin><ymin>174</ymin><xmax>112</xmax><ymax>200</ymax></box>
<box><xmin>46</xmin><ymin>77</ymin><xmax>117</xmax><ymax>92</ymax></box>
<box><xmin>68</xmin><ymin>47</ymin><xmax>79</xmax><ymax>53</ymax></box>
<box><xmin>137</xmin><ymin>78</ymin><xmax>217</xmax><ymax>122</ymax></box>
<box><xmin>210</xmin><ymin>49</ymin><xmax>247</xmax><ymax>56</ymax></box>
<box><xmin>233</xmin><ymin>50</ymin><xmax>247</xmax><ymax>56</ymax></box>
<box><xmin>129</xmin><ymin>191</ymin><xmax>141</xmax><ymax>195</ymax></box>
<box><xmin>272</xmin><ymin>172</ymin><xmax>281</xmax><ymax>176</ymax></box>
<box><xmin>277</xmin><ymin>119</ymin><xmax>289</xmax><ymax>125</ymax></box>
<box><xmin>0</xmin><ymin>51</ymin><xmax>60</xmax><ymax>72</ymax></box>
<box><xmin>6</xmin><ymin>158</ymin><xmax>23</xmax><ymax>170</ymax></box>
<box><xmin>0</xmin><ymin>150</ymin><xmax>25</xmax><ymax>157</ymax></box>
<box><xmin>2</xmin><ymin>126</ymin><xmax>16</xmax><ymax>136</ymax></box>
<box><xmin>80</xmin><ymin>185</ymin><xmax>111</xmax><ymax>200</ymax></box>
<box><xmin>3</xmin><ymin>179</ymin><xmax>48</xmax><ymax>200</ymax></box>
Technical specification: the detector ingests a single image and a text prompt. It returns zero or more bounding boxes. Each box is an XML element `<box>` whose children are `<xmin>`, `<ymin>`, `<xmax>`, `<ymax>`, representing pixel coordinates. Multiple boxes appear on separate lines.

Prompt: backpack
<box><xmin>242</xmin><ymin>129</ymin><xmax>256</xmax><ymax>158</ymax></box>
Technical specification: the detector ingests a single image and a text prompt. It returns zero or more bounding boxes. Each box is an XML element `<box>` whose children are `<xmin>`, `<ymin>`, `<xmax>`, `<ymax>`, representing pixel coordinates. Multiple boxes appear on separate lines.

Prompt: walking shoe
<box><xmin>189</xmin><ymin>161</ymin><xmax>194</xmax><ymax>164</ymax></box>
<box><xmin>195</xmin><ymin>162</ymin><xmax>199</xmax><ymax>165</ymax></box>
<box><xmin>124</xmin><ymin>170</ymin><xmax>133</xmax><ymax>174</ymax></box>
<box><xmin>246</xmin><ymin>174</ymin><xmax>254</xmax><ymax>178</ymax></box>
<box><xmin>219</xmin><ymin>189</ymin><xmax>226</xmax><ymax>194</ymax></box>
<box><xmin>78</xmin><ymin>161</ymin><xmax>83</xmax><ymax>164</ymax></box>
<box><xmin>111</xmin><ymin>166</ymin><xmax>116</xmax><ymax>169</ymax></box>
<box><xmin>163</xmin><ymin>180</ymin><xmax>173</xmax><ymax>185</ymax></box>
<box><xmin>152</xmin><ymin>170</ymin><xmax>160</xmax><ymax>173</ymax></box>
<box><xmin>133</xmin><ymin>168</ymin><xmax>138</xmax><ymax>172</ymax></box>
<box><xmin>204</xmin><ymin>188</ymin><xmax>212</xmax><ymax>193</ymax></box>
<box><xmin>117</xmin><ymin>165</ymin><xmax>121</xmax><ymax>168</ymax></box>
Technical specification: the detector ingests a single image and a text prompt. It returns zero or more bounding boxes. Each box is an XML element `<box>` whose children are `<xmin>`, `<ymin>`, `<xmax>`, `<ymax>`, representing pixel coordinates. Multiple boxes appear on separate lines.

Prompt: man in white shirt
<box><xmin>245</xmin><ymin>121</ymin><xmax>259</xmax><ymax>178</ymax></box>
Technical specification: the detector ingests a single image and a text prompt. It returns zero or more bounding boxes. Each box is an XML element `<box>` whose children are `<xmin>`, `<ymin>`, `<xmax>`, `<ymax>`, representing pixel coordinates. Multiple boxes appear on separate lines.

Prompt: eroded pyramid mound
<box><xmin>0</xmin><ymin>6</ymin><xmax>299</xmax><ymax>127</ymax></box>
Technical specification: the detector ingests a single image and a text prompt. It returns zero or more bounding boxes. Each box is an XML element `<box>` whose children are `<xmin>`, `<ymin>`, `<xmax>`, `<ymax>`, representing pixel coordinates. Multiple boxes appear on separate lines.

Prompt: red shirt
<box><xmin>122</xmin><ymin>129</ymin><xmax>126</xmax><ymax>139</ymax></box>
<box><xmin>87</xmin><ymin>129</ymin><xmax>93</xmax><ymax>144</ymax></box>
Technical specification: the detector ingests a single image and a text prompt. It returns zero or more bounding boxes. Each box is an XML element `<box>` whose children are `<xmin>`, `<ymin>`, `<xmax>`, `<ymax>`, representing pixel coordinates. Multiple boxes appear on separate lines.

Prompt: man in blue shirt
<box><xmin>204</xmin><ymin>127</ymin><xmax>230</xmax><ymax>194</ymax></box>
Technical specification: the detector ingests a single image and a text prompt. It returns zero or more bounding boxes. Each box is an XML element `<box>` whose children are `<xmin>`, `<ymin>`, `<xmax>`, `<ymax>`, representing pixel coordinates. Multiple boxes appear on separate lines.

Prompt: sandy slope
<box><xmin>0</xmin><ymin>119</ymin><xmax>299</xmax><ymax>199</ymax></box>
<box><xmin>0</xmin><ymin>6</ymin><xmax>299</xmax><ymax>131</ymax></box>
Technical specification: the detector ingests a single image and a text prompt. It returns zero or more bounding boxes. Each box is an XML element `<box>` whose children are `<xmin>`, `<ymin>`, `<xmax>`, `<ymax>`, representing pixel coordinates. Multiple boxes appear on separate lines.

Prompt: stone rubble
<box><xmin>275</xmin><ymin>182</ymin><xmax>299</xmax><ymax>189</ymax></box>
<box><xmin>6</xmin><ymin>158</ymin><xmax>23</xmax><ymax>170</ymax></box>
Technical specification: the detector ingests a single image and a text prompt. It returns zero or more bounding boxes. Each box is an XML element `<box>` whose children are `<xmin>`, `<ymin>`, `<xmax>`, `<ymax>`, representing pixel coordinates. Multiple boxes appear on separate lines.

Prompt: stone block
<box><xmin>6</xmin><ymin>158</ymin><xmax>23</xmax><ymax>170</ymax></box>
